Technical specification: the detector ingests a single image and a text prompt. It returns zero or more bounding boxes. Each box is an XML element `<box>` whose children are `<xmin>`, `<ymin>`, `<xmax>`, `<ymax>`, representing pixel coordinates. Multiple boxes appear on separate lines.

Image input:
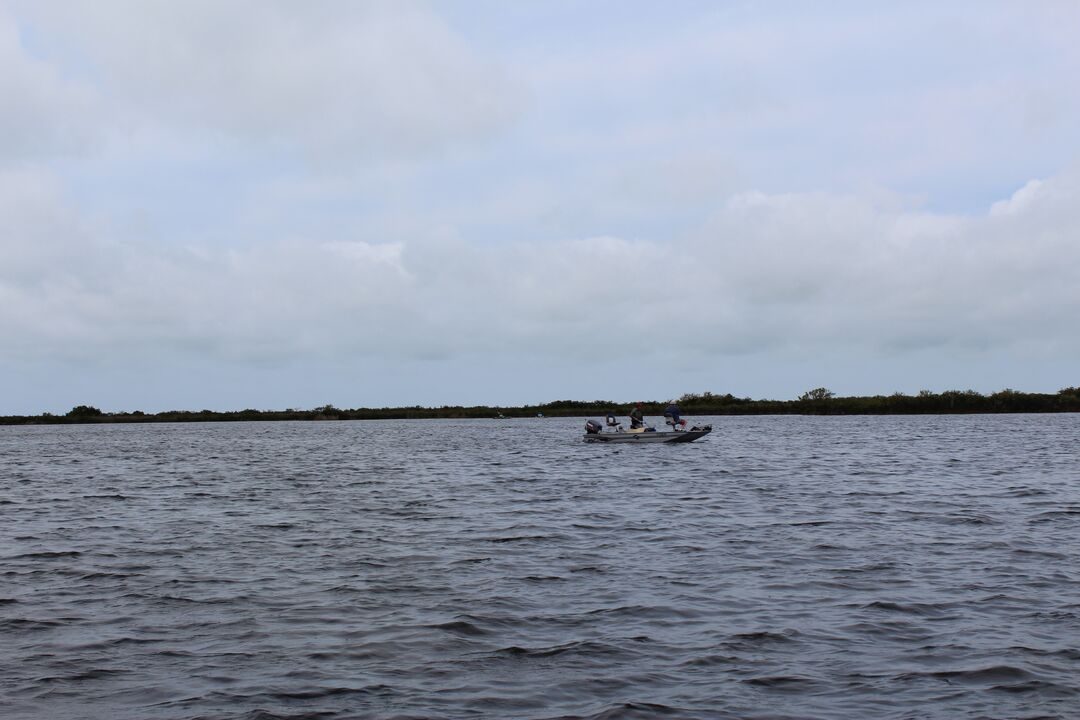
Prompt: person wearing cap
<box><xmin>629</xmin><ymin>402</ymin><xmax>644</xmax><ymax>429</ymax></box>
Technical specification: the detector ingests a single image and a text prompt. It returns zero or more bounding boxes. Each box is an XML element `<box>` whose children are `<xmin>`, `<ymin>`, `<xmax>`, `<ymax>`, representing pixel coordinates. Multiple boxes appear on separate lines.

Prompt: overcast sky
<box><xmin>2</xmin><ymin>1</ymin><xmax>1079</xmax><ymax>414</ymax></box>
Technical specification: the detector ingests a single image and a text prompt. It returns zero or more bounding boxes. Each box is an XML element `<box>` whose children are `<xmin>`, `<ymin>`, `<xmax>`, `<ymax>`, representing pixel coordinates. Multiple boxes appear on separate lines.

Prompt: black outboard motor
<box><xmin>585</xmin><ymin>419</ymin><xmax>603</xmax><ymax>434</ymax></box>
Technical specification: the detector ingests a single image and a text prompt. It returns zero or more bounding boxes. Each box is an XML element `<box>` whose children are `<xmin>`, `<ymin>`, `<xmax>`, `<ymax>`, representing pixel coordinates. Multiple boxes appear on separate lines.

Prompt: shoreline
<box><xmin>4</xmin><ymin>388</ymin><xmax>1079</xmax><ymax>425</ymax></box>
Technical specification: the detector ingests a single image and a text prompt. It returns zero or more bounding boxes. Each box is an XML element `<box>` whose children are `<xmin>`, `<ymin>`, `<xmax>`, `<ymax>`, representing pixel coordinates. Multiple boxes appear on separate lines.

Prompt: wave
<box><xmin>492</xmin><ymin>639</ymin><xmax>631</xmax><ymax>660</ymax></box>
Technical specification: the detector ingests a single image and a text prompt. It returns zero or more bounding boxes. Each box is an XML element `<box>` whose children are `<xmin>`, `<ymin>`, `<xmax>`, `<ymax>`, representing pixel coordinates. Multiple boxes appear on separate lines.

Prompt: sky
<box><xmin>2</xmin><ymin>1</ymin><xmax>1079</xmax><ymax>414</ymax></box>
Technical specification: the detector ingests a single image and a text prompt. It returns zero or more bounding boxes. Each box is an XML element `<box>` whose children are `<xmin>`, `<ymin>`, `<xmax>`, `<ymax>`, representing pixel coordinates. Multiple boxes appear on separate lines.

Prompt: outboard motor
<box><xmin>585</xmin><ymin>419</ymin><xmax>603</xmax><ymax>434</ymax></box>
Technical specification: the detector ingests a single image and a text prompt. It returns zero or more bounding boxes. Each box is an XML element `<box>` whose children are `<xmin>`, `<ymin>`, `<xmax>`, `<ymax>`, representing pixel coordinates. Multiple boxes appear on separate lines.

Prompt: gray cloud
<box><xmin>3</xmin><ymin>167</ymin><xmax>1077</xmax><ymax>369</ymax></box>
<box><xmin>0</xmin><ymin>12</ymin><xmax>100</xmax><ymax>161</ymax></box>
<box><xmin>11</xmin><ymin>1</ymin><xmax>518</xmax><ymax>159</ymax></box>
<box><xmin>2</xmin><ymin>2</ymin><xmax>1079</xmax><ymax>412</ymax></box>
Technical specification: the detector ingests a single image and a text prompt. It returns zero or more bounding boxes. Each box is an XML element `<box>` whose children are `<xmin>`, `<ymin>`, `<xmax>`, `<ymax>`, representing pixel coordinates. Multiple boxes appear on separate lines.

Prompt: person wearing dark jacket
<box><xmin>664</xmin><ymin>401</ymin><xmax>681</xmax><ymax>428</ymax></box>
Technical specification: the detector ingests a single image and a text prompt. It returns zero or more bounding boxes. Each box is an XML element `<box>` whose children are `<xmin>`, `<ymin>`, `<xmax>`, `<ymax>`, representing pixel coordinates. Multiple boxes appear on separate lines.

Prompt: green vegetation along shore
<box><xmin>2</xmin><ymin>387</ymin><xmax>1079</xmax><ymax>425</ymax></box>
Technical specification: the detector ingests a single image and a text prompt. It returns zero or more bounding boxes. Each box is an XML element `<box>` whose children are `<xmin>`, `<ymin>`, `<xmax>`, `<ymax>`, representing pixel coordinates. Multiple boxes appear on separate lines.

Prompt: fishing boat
<box><xmin>583</xmin><ymin>416</ymin><xmax>712</xmax><ymax>444</ymax></box>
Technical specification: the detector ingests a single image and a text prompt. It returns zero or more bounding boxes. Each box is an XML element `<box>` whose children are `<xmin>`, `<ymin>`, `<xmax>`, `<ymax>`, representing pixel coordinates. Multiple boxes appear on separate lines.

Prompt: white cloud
<box><xmin>12</xmin><ymin>1</ymin><xmax>517</xmax><ymax>159</ymax></box>
<box><xmin>504</xmin><ymin>2</ymin><xmax>1080</xmax><ymax>206</ymax></box>
<box><xmin>989</xmin><ymin>180</ymin><xmax>1044</xmax><ymax>217</ymax></box>
<box><xmin>3</xmin><ymin>165</ymin><xmax>1078</xmax><ymax>371</ymax></box>
<box><xmin>0</xmin><ymin>10</ymin><xmax>99</xmax><ymax>161</ymax></box>
<box><xmin>2</xmin><ymin>2</ymin><xmax>1079</xmax><ymax>410</ymax></box>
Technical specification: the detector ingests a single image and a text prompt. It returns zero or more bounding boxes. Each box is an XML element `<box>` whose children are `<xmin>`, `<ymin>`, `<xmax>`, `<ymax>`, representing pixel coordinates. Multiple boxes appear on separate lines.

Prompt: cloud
<box><xmin>504</xmin><ymin>2</ymin><xmax>1080</xmax><ymax>208</ymax></box>
<box><xmin>2</xmin><ymin>3</ymin><xmax>1079</xmax><ymax>410</ymax></box>
<box><xmin>692</xmin><ymin>175</ymin><xmax>1080</xmax><ymax>354</ymax></box>
<box><xmin>0</xmin><ymin>170</ymin><xmax>413</xmax><ymax>359</ymax></box>
<box><xmin>0</xmin><ymin>10</ymin><xmax>100</xmax><ymax>161</ymax></box>
<box><xmin>3</xmin><ymin>165</ymin><xmax>1078</xmax><ymax>369</ymax></box>
<box><xmin>12</xmin><ymin>1</ymin><xmax>517</xmax><ymax>159</ymax></box>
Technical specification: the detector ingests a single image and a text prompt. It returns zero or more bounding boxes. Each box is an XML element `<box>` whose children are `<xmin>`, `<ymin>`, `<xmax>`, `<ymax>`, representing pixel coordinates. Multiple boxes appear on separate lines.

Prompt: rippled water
<box><xmin>2</xmin><ymin>415</ymin><xmax>1079</xmax><ymax>719</ymax></box>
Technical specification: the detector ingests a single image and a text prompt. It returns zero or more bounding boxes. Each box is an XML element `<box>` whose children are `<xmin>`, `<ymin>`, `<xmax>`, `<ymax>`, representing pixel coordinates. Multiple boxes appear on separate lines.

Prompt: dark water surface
<box><xmin>2</xmin><ymin>415</ymin><xmax>1079</xmax><ymax>720</ymax></box>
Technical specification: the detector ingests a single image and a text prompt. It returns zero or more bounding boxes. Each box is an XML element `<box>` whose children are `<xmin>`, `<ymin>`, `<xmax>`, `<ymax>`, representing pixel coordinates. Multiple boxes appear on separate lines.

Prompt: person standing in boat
<box><xmin>664</xmin><ymin>401</ymin><xmax>682</xmax><ymax>429</ymax></box>
<box><xmin>629</xmin><ymin>402</ymin><xmax>645</xmax><ymax>429</ymax></box>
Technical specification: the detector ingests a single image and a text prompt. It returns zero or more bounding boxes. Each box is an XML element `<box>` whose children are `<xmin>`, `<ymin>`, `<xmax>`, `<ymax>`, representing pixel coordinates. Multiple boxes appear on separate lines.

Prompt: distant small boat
<box><xmin>583</xmin><ymin>418</ymin><xmax>712</xmax><ymax>444</ymax></box>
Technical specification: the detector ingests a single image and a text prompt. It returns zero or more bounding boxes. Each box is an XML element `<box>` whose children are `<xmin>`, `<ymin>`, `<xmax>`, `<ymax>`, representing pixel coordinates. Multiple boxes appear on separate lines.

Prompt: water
<box><xmin>2</xmin><ymin>415</ymin><xmax>1079</xmax><ymax>720</ymax></box>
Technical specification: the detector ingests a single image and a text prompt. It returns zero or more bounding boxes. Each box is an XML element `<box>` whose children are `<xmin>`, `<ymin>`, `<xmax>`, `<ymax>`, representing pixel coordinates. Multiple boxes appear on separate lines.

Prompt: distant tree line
<box><xmin>2</xmin><ymin>387</ymin><xmax>1078</xmax><ymax>425</ymax></box>
<box><xmin>673</xmin><ymin>387</ymin><xmax>1080</xmax><ymax>415</ymax></box>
